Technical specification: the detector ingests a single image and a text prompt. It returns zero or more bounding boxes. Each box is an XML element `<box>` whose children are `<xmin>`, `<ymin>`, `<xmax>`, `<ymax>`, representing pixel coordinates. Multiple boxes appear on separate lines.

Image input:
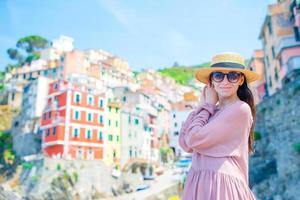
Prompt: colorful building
<box><xmin>290</xmin><ymin>0</ymin><xmax>300</xmax><ymax>41</ymax></box>
<box><xmin>120</xmin><ymin>106</ymin><xmax>151</xmax><ymax>168</ymax></box>
<box><xmin>248</xmin><ymin>50</ymin><xmax>267</xmax><ymax>104</ymax></box>
<box><xmin>104</xmin><ymin>89</ymin><xmax>122</xmax><ymax>169</ymax></box>
<box><xmin>259</xmin><ymin>0</ymin><xmax>294</xmax><ymax>95</ymax></box>
<box><xmin>40</xmin><ymin>77</ymin><xmax>106</xmax><ymax>160</ymax></box>
<box><xmin>276</xmin><ymin>0</ymin><xmax>300</xmax><ymax>84</ymax></box>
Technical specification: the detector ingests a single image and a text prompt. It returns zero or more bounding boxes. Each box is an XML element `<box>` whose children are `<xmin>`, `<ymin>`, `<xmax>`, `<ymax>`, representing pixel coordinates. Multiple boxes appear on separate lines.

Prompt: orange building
<box><xmin>41</xmin><ymin>79</ymin><xmax>106</xmax><ymax>160</ymax></box>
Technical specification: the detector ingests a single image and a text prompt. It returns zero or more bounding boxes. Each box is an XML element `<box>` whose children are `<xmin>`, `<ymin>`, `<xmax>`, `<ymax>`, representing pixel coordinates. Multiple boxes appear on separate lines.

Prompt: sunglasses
<box><xmin>210</xmin><ymin>71</ymin><xmax>242</xmax><ymax>83</ymax></box>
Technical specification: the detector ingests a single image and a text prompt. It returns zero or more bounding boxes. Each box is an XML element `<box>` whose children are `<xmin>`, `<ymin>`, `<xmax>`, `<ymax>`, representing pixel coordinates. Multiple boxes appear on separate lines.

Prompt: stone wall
<box><xmin>249</xmin><ymin>75</ymin><xmax>300</xmax><ymax>200</ymax></box>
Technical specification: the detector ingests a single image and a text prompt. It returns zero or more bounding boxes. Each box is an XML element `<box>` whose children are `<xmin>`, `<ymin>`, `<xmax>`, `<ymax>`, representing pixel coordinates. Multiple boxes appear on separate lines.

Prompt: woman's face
<box><xmin>210</xmin><ymin>70</ymin><xmax>245</xmax><ymax>98</ymax></box>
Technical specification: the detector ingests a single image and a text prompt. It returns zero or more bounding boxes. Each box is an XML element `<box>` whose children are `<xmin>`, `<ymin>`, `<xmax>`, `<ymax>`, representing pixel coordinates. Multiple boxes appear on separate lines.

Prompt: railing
<box><xmin>275</xmin><ymin>36</ymin><xmax>300</xmax><ymax>56</ymax></box>
<box><xmin>287</xmin><ymin>56</ymin><xmax>300</xmax><ymax>72</ymax></box>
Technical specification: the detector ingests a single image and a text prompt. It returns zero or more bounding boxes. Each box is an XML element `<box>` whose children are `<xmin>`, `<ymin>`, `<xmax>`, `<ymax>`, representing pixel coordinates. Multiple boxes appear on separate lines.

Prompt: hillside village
<box><xmin>0</xmin><ymin>0</ymin><xmax>300</xmax><ymax>199</ymax></box>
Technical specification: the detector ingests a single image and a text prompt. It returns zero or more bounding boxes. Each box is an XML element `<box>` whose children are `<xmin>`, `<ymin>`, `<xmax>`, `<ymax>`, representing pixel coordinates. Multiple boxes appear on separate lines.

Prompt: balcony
<box><xmin>287</xmin><ymin>56</ymin><xmax>300</xmax><ymax>72</ymax></box>
<box><xmin>275</xmin><ymin>36</ymin><xmax>300</xmax><ymax>57</ymax></box>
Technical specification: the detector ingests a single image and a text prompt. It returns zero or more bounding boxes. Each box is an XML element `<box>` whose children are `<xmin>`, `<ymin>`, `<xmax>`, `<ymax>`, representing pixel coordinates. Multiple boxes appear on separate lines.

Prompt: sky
<box><xmin>0</xmin><ymin>0</ymin><xmax>276</xmax><ymax>72</ymax></box>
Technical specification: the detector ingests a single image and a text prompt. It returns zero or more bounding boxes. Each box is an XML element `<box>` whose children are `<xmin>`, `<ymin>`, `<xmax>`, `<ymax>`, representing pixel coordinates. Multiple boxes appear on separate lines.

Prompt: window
<box><xmin>73</xmin><ymin>128</ymin><xmax>79</xmax><ymax>138</ymax></box>
<box><xmin>11</xmin><ymin>92</ymin><xmax>15</xmax><ymax>101</ymax></box>
<box><xmin>116</xmin><ymin>135</ymin><xmax>119</xmax><ymax>142</ymax></box>
<box><xmin>115</xmin><ymin>121</ymin><xmax>118</xmax><ymax>127</ymax></box>
<box><xmin>134</xmin><ymin>119</ymin><xmax>139</xmax><ymax>125</ymax></box>
<box><xmin>99</xmin><ymin>99</ymin><xmax>103</xmax><ymax>107</ymax></box>
<box><xmin>294</xmin><ymin>26</ymin><xmax>300</xmax><ymax>41</ymax></box>
<box><xmin>129</xmin><ymin>131</ymin><xmax>132</xmax><ymax>139</ymax></box>
<box><xmin>99</xmin><ymin>115</ymin><xmax>103</xmax><ymax>124</ymax></box>
<box><xmin>53</xmin><ymin>127</ymin><xmax>56</xmax><ymax>135</ymax></box>
<box><xmin>76</xmin><ymin>147</ymin><xmax>83</xmax><ymax>159</ymax></box>
<box><xmin>86</xmin><ymin>129</ymin><xmax>92</xmax><ymax>139</ymax></box>
<box><xmin>271</xmin><ymin>46</ymin><xmax>276</xmax><ymax>59</ymax></box>
<box><xmin>87</xmin><ymin>112</ymin><xmax>93</xmax><ymax>122</ymax></box>
<box><xmin>108</xmin><ymin>106</ymin><xmax>112</xmax><ymax>112</ymax></box>
<box><xmin>122</xmin><ymin>96</ymin><xmax>126</xmax><ymax>102</ymax></box>
<box><xmin>268</xmin><ymin>20</ymin><xmax>273</xmax><ymax>35</ymax></box>
<box><xmin>108</xmin><ymin>119</ymin><xmax>111</xmax><ymax>126</ymax></box>
<box><xmin>115</xmin><ymin>108</ymin><xmax>119</xmax><ymax>113</ymax></box>
<box><xmin>174</xmin><ymin>122</ymin><xmax>177</xmax><ymax>127</ymax></box>
<box><xmin>265</xmin><ymin>56</ymin><xmax>269</xmax><ymax>67</ymax></box>
<box><xmin>98</xmin><ymin>131</ymin><xmax>103</xmax><ymax>140</ymax></box>
<box><xmin>87</xmin><ymin>95</ymin><xmax>94</xmax><ymax>106</ymax></box>
<box><xmin>74</xmin><ymin>93</ymin><xmax>81</xmax><ymax>103</ymax></box>
<box><xmin>48</xmin><ymin>111</ymin><xmax>51</xmax><ymax>119</ymax></box>
<box><xmin>47</xmin><ymin>129</ymin><xmax>50</xmax><ymax>136</ymax></box>
<box><xmin>108</xmin><ymin>134</ymin><xmax>113</xmax><ymax>141</ymax></box>
<box><xmin>129</xmin><ymin>147</ymin><xmax>132</xmax><ymax>157</ymax></box>
<box><xmin>174</xmin><ymin>131</ymin><xmax>179</xmax><ymax>136</ymax></box>
<box><xmin>43</xmin><ymin>113</ymin><xmax>47</xmax><ymax>120</ymax></box>
<box><xmin>275</xmin><ymin>68</ymin><xmax>279</xmax><ymax>81</ymax></box>
<box><xmin>173</xmin><ymin>114</ymin><xmax>176</xmax><ymax>118</ymax></box>
<box><xmin>73</xmin><ymin>110</ymin><xmax>80</xmax><ymax>120</ymax></box>
<box><xmin>54</xmin><ymin>83</ymin><xmax>58</xmax><ymax>90</ymax></box>
<box><xmin>128</xmin><ymin>116</ymin><xmax>131</xmax><ymax>123</ymax></box>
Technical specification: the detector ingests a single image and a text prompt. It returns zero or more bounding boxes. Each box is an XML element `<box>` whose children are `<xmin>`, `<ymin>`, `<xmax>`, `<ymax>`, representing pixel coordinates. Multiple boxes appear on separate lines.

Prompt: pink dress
<box><xmin>179</xmin><ymin>100</ymin><xmax>257</xmax><ymax>200</ymax></box>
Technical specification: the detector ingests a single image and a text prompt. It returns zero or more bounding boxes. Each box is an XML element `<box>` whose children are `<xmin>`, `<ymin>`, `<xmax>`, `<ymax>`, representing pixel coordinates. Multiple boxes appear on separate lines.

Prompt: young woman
<box><xmin>179</xmin><ymin>52</ymin><xmax>260</xmax><ymax>200</ymax></box>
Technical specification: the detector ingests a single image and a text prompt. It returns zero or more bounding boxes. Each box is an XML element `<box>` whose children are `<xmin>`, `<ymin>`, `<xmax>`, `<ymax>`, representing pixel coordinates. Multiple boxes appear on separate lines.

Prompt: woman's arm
<box><xmin>184</xmin><ymin>102</ymin><xmax>252</xmax><ymax>157</ymax></box>
<box><xmin>178</xmin><ymin>103</ymin><xmax>214</xmax><ymax>153</ymax></box>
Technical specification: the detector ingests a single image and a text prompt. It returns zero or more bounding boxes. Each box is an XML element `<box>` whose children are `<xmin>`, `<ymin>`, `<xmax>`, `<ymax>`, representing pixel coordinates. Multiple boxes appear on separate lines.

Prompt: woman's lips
<box><xmin>220</xmin><ymin>87</ymin><xmax>232</xmax><ymax>90</ymax></box>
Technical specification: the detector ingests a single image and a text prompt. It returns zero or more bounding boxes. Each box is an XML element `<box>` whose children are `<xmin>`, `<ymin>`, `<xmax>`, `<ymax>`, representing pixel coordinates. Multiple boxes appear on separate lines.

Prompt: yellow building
<box><xmin>104</xmin><ymin>90</ymin><xmax>122</xmax><ymax>169</ymax></box>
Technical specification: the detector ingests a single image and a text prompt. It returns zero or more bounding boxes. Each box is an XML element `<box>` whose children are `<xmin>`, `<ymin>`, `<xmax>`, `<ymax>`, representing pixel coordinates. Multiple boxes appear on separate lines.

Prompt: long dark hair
<box><xmin>209</xmin><ymin>73</ymin><xmax>256</xmax><ymax>155</ymax></box>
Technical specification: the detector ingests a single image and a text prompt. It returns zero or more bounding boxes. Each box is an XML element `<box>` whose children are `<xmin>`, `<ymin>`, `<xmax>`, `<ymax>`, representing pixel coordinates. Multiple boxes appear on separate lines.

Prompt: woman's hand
<box><xmin>204</xmin><ymin>83</ymin><xmax>218</xmax><ymax>105</ymax></box>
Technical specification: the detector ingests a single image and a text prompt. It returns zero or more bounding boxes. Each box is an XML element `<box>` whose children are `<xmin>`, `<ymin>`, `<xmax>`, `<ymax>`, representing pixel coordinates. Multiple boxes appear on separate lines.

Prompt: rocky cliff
<box><xmin>250</xmin><ymin>75</ymin><xmax>300</xmax><ymax>200</ymax></box>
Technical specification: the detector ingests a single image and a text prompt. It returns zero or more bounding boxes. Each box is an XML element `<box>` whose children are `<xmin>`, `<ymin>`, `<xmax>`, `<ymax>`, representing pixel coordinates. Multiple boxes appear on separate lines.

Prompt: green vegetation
<box><xmin>292</xmin><ymin>142</ymin><xmax>300</xmax><ymax>153</ymax></box>
<box><xmin>72</xmin><ymin>171</ymin><xmax>79</xmax><ymax>183</ymax></box>
<box><xmin>254</xmin><ymin>131</ymin><xmax>262</xmax><ymax>140</ymax></box>
<box><xmin>159</xmin><ymin>146</ymin><xmax>174</xmax><ymax>163</ymax></box>
<box><xmin>158</xmin><ymin>62</ymin><xmax>209</xmax><ymax>86</ymax></box>
<box><xmin>63</xmin><ymin>170</ymin><xmax>70</xmax><ymax>180</ymax></box>
<box><xmin>6</xmin><ymin>35</ymin><xmax>49</xmax><ymax>72</ymax></box>
<box><xmin>0</xmin><ymin>131</ymin><xmax>16</xmax><ymax>166</ymax></box>
<box><xmin>22</xmin><ymin>162</ymin><xmax>34</xmax><ymax>170</ymax></box>
<box><xmin>31</xmin><ymin>175</ymin><xmax>40</xmax><ymax>182</ymax></box>
<box><xmin>56</xmin><ymin>163</ymin><xmax>61</xmax><ymax>171</ymax></box>
<box><xmin>0</xmin><ymin>72</ymin><xmax>5</xmax><ymax>92</ymax></box>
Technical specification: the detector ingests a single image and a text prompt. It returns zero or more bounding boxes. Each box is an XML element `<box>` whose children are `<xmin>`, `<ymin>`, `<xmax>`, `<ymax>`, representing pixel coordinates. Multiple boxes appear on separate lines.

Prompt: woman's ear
<box><xmin>239</xmin><ymin>75</ymin><xmax>245</xmax><ymax>86</ymax></box>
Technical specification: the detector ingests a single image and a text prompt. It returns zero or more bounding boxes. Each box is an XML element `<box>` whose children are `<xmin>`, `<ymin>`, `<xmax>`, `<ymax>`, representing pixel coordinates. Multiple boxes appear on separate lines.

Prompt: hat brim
<box><xmin>195</xmin><ymin>67</ymin><xmax>261</xmax><ymax>84</ymax></box>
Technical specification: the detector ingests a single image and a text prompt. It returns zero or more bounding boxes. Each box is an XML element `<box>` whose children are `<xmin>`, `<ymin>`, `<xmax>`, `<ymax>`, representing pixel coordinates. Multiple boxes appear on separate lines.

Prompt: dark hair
<box><xmin>209</xmin><ymin>73</ymin><xmax>256</xmax><ymax>155</ymax></box>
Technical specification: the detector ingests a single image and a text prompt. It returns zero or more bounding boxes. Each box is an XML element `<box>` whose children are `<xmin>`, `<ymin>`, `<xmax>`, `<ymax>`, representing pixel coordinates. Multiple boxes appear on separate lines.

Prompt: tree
<box><xmin>6</xmin><ymin>35</ymin><xmax>50</xmax><ymax>71</ymax></box>
<box><xmin>16</xmin><ymin>35</ymin><xmax>49</xmax><ymax>53</ymax></box>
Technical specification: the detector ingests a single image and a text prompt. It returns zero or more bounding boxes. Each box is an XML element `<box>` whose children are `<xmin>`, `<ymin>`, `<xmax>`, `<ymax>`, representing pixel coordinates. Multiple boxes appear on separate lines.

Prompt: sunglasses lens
<box><xmin>212</xmin><ymin>72</ymin><xmax>224</xmax><ymax>82</ymax></box>
<box><xmin>228</xmin><ymin>72</ymin><xmax>241</xmax><ymax>83</ymax></box>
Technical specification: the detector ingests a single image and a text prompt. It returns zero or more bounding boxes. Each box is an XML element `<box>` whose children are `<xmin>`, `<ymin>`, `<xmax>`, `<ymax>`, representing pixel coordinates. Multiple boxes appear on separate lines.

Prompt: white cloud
<box><xmin>98</xmin><ymin>0</ymin><xmax>139</xmax><ymax>36</ymax></box>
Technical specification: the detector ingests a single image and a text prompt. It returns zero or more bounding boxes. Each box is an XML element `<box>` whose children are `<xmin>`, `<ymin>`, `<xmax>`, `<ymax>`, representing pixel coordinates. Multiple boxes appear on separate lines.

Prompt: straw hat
<box><xmin>195</xmin><ymin>52</ymin><xmax>261</xmax><ymax>84</ymax></box>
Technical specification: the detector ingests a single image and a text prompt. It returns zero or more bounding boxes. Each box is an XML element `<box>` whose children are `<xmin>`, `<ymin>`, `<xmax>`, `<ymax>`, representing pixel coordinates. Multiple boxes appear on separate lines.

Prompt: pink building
<box><xmin>248</xmin><ymin>50</ymin><xmax>267</xmax><ymax>104</ymax></box>
<box><xmin>276</xmin><ymin>0</ymin><xmax>300</xmax><ymax>84</ymax></box>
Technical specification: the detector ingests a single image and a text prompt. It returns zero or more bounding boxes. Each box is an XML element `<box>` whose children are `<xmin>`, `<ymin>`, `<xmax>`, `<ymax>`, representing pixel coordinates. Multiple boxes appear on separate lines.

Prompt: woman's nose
<box><xmin>221</xmin><ymin>75</ymin><xmax>230</xmax><ymax>84</ymax></box>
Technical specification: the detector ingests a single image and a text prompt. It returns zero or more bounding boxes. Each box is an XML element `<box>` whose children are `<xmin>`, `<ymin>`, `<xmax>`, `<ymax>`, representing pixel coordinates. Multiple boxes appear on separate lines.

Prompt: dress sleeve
<box><xmin>184</xmin><ymin>102</ymin><xmax>252</xmax><ymax>157</ymax></box>
<box><xmin>178</xmin><ymin>103</ymin><xmax>214</xmax><ymax>153</ymax></box>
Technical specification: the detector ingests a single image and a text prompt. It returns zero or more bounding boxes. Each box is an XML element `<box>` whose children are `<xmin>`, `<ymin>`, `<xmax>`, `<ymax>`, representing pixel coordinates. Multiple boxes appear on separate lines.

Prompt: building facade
<box><xmin>41</xmin><ymin>78</ymin><xmax>106</xmax><ymax>160</ymax></box>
